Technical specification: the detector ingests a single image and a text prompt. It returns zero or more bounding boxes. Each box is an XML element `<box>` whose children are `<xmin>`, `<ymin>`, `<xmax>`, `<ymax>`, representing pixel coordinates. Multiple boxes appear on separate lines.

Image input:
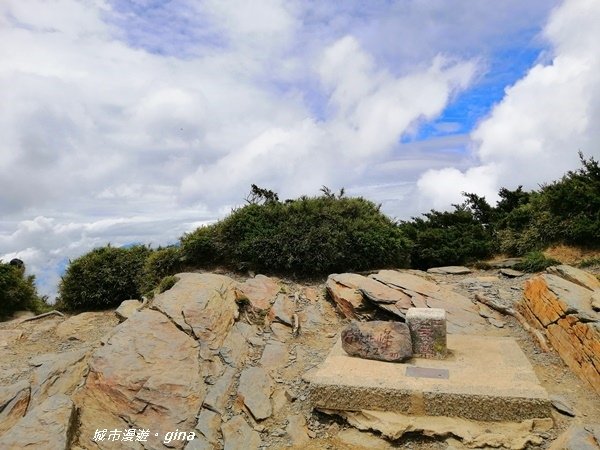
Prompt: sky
<box><xmin>1</xmin><ymin>0</ymin><xmax>599</xmax><ymax>300</ymax></box>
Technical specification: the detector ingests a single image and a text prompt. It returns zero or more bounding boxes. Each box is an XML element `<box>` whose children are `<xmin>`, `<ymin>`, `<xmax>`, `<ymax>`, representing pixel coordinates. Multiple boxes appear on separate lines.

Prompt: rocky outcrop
<box><xmin>115</xmin><ymin>299</ymin><xmax>142</xmax><ymax>322</ymax></box>
<box><xmin>152</xmin><ymin>273</ymin><xmax>239</xmax><ymax>349</ymax></box>
<box><xmin>370</xmin><ymin>270</ymin><xmax>487</xmax><ymax>333</ymax></box>
<box><xmin>327</xmin><ymin>270</ymin><xmax>486</xmax><ymax>329</ymax></box>
<box><xmin>0</xmin><ymin>394</ymin><xmax>76</xmax><ymax>450</ymax></box>
<box><xmin>237</xmin><ymin>274</ymin><xmax>280</xmax><ymax>311</ymax></box>
<box><xmin>341</xmin><ymin>321</ymin><xmax>412</xmax><ymax>362</ymax></box>
<box><xmin>74</xmin><ymin>309</ymin><xmax>204</xmax><ymax>449</ymax></box>
<box><xmin>520</xmin><ymin>266</ymin><xmax>600</xmax><ymax>395</ymax></box>
<box><xmin>0</xmin><ymin>380</ymin><xmax>30</xmax><ymax>436</ymax></box>
<box><xmin>29</xmin><ymin>348</ymin><xmax>90</xmax><ymax>409</ymax></box>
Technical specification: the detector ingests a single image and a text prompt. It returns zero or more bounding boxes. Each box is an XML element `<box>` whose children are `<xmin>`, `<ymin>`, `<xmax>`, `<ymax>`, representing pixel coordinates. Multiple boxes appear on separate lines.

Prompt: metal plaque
<box><xmin>406</xmin><ymin>366</ymin><xmax>449</xmax><ymax>379</ymax></box>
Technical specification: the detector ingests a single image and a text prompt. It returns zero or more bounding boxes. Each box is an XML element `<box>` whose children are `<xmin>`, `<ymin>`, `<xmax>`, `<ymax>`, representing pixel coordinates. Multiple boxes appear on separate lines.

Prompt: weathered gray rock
<box><xmin>0</xmin><ymin>380</ymin><xmax>30</xmax><ymax>436</ymax></box>
<box><xmin>427</xmin><ymin>266</ymin><xmax>472</xmax><ymax>275</ymax></box>
<box><xmin>152</xmin><ymin>273</ymin><xmax>239</xmax><ymax>349</ymax></box>
<box><xmin>548</xmin><ymin>424</ymin><xmax>600</xmax><ymax>450</ymax></box>
<box><xmin>193</xmin><ymin>409</ymin><xmax>221</xmax><ymax>449</ymax></box>
<box><xmin>500</xmin><ymin>268</ymin><xmax>525</xmax><ymax>278</ymax></box>
<box><xmin>259</xmin><ymin>340</ymin><xmax>288</xmax><ymax>372</ymax></box>
<box><xmin>219</xmin><ymin>323</ymin><xmax>249</xmax><ymax>368</ymax></box>
<box><xmin>203</xmin><ymin>366</ymin><xmax>236</xmax><ymax>414</ymax></box>
<box><xmin>238</xmin><ymin>366</ymin><xmax>272</xmax><ymax>420</ymax></box>
<box><xmin>237</xmin><ymin>274</ymin><xmax>279</xmax><ymax>311</ymax></box>
<box><xmin>221</xmin><ymin>415</ymin><xmax>261</xmax><ymax>450</ymax></box>
<box><xmin>74</xmin><ymin>309</ymin><xmax>203</xmax><ymax>450</ymax></box>
<box><xmin>29</xmin><ymin>348</ymin><xmax>89</xmax><ymax>409</ymax></box>
<box><xmin>286</xmin><ymin>414</ymin><xmax>310</xmax><ymax>446</ymax></box>
<box><xmin>550</xmin><ymin>395</ymin><xmax>576</xmax><ymax>417</ymax></box>
<box><xmin>115</xmin><ymin>299</ymin><xmax>142</xmax><ymax>321</ymax></box>
<box><xmin>270</xmin><ymin>294</ymin><xmax>294</xmax><ymax>326</ymax></box>
<box><xmin>0</xmin><ymin>394</ymin><xmax>76</xmax><ymax>450</ymax></box>
<box><xmin>547</xmin><ymin>265</ymin><xmax>600</xmax><ymax>291</ymax></box>
<box><xmin>341</xmin><ymin>321</ymin><xmax>412</xmax><ymax>362</ymax></box>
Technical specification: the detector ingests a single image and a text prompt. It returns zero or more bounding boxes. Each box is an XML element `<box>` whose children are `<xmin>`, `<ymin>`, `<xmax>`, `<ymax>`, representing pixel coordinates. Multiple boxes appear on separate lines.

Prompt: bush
<box><xmin>513</xmin><ymin>251</ymin><xmax>560</xmax><ymax>273</ymax></box>
<box><xmin>0</xmin><ymin>262</ymin><xmax>40</xmax><ymax>319</ymax></box>
<box><xmin>58</xmin><ymin>245</ymin><xmax>151</xmax><ymax>311</ymax></box>
<box><xmin>182</xmin><ymin>191</ymin><xmax>411</xmax><ymax>275</ymax></box>
<box><xmin>180</xmin><ymin>224</ymin><xmax>222</xmax><ymax>267</ymax></box>
<box><xmin>138</xmin><ymin>246</ymin><xmax>183</xmax><ymax>295</ymax></box>
<box><xmin>157</xmin><ymin>275</ymin><xmax>179</xmax><ymax>294</ymax></box>
<box><xmin>399</xmin><ymin>203</ymin><xmax>494</xmax><ymax>269</ymax></box>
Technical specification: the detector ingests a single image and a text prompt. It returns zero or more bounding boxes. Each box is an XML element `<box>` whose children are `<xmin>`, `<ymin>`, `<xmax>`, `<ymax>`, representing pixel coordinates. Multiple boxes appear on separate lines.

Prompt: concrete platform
<box><xmin>304</xmin><ymin>334</ymin><xmax>551</xmax><ymax>422</ymax></box>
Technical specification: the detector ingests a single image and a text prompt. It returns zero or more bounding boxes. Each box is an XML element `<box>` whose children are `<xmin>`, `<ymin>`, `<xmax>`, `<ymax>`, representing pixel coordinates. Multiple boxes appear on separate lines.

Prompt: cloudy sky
<box><xmin>1</xmin><ymin>0</ymin><xmax>599</xmax><ymax>299</ymax></box>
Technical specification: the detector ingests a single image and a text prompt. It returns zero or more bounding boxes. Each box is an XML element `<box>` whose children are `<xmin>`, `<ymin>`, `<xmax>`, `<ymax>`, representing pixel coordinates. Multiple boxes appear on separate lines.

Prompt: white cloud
<box><xmin>0</xmin><ymin>0</ymin><xmax>561</xmax><ymax>299</ymax></box>
<box><xmin>418</xmin><ymin>0</ymin><xmax>600</xmax><ymax>208</ymax></box>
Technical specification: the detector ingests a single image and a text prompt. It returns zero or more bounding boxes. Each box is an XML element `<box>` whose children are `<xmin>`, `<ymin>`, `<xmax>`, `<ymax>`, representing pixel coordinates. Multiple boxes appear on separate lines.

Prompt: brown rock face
<box><xmin>326</xmin><ymin>274</ymin><xmax>371</xmax><ymax>319</ymax></box>
<box><xmin>341</xmin><ymin>321</ymin><xmax>412</xmax><ymax>362</ymax></box>
<box><xmin>152</xmin><ymin>273</ymin><xmax>239</xmax><ymax>349</ymax></box>
<box><xmin>237</xmin><ymin>274</ymin><xmax>279</xmax><ymax>311</ymax></box>
<box><xmin>520</xmin><ymin>270</ymin><xmax>600</xmax><ymax>395</ymax></box>
<box><xmin>74</xmin><ymin>309</ymin><xmax>204</xmax><ymax>450</ymax></box>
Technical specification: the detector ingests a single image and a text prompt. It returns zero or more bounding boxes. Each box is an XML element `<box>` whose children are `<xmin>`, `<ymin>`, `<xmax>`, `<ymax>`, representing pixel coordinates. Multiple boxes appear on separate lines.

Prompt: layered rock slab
<box><xmin>74</xmin><ymin>309</ymin><xmax>203</xmax><ymax>449</ymax></box>
<box><xmin>520</xmin><ymin>270</ymin><xmax>600</xmax><ymax>395</ymax></box>
<box><xmin>370</xmin><ymin>270</ymin><xmax>488</xmax><ymax>333</ymax></box>
<box><xmin>152</xmin><ymin>273</ymin><xmax>239</xmax><ymax>350</ymax></box>
<box><xmin>0</xmin><ymin>394</ymin><xmax>76</xmax><ymax>450</ymax></box>
<box><xmin>305</xmin><ymin>334</ymin><xmax>550</xmax><ymax>422</ymax></box>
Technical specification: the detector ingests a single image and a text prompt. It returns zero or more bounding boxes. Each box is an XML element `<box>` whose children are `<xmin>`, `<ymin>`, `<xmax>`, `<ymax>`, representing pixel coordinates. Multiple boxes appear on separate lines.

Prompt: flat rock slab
<box><xmin>427</xmin><ymin>266</ymin><xmax>472</xmax><ymax>275</ymax></box>
<box><xmin>0</xmin><ymin>394</ymin><xmax>75</xmax><ymax>450</ymax></box>
<box><xmin>305</xmin><ymin>334</ymin><xmax>551</xmax><ymax>422</ymax></box>
<box><xmin>500</xmin><ymin>268</ymin><xmax>524</xmax><ymax>278</ymax></box>
<box><xmin>238</xmin><ymin>367</ymin><xmax>272</xmax><ymax>420</ymax></box>
<box><xmin>152</xmin><ymin>273</ymin><xmax>239</xmax><ymax>349</ymax></box>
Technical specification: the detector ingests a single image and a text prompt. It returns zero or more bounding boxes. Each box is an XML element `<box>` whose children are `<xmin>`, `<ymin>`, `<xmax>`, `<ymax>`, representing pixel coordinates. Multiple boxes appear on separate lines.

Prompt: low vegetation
<box><xmin>3</xmin><ymin>154</ymin><xmax>598</xmax><ymax>314</ymax></box>
<box><xmin>0</xmin><ymin>261</ymin><xmax>46</xmax><ymax>319</ymax></box>
<box><xmin>57</xmin><ymin>245</ymin><xmax>151</xmax><ymax>311</ymax></box>
<box><xmin>181</xmin><ymin>185</ymin><xmax>411</xmax><ymax>275</ymax></box>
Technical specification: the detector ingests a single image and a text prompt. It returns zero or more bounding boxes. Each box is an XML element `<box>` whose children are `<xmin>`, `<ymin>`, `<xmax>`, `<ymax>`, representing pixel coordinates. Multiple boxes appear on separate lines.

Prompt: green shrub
<box><xmin>399</xmin><ymin>204</ymin><xmax>494</xmax><ymax>269</ymax></box>
<box><xmin>58</xmin><ymin>245</ymin><xmax>151</xmax><ymax>311</ymax></box>
<box><xmin>138</xmin><ymin>246</ymin><xmax>182</xmax><ymax>295</ymax></box>
<box><xmin>180</xmin><ymin>224</ymin><xmax>222</xmax><ymax>267</ymax></box>
<box><xmin>0</xmin><ymin>262</ymin><xmax>40</xmax><ymax>319</ymax></box>
<box><xmin>182</xmin><ymin>192</ymin><xmax>411</xmax><ymax>275</ymax></box>
<box><xmin>157</xmin><ymin>275</ymin><xmax>179</xmax><ymax>294</ymax></box>
<box><xmin>513</xmin><ymin>251</ymin><xmax>560</xmax><ymax>273</ymax></box>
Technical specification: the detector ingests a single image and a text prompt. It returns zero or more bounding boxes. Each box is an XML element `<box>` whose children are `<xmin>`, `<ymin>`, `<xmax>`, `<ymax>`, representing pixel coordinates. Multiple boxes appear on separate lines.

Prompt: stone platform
<box><xmin>304</xmin><ymin>334</ymin><xmax>551</xmax><ymax>422</ymax></box>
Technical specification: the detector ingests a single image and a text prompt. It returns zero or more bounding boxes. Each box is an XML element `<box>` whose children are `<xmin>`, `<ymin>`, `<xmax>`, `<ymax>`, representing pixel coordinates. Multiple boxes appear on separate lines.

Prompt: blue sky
<box><xmin>2</xmin><ymin>0</ymin><xmax>600</xmax><ymax>299</ymax></box>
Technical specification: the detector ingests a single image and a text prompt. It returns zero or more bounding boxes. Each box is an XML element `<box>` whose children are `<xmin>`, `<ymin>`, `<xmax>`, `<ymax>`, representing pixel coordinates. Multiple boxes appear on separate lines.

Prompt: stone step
<box><xmin>304</xmin><ymin>334</ymin><xmax>551</xmax><ymax>422</ymax></box>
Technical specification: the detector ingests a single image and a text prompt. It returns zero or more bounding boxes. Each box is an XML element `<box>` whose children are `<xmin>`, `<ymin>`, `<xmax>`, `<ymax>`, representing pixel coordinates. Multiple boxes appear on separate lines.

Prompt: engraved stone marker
<box><xmin>341</xmin><ymin>320</ymin><xmax>413</xmax><ymax>362</ymax></box>
<box><xmin>406</xmin><ymin>308</ymin><xmax>447</xmax><ymax>358</ymax></box>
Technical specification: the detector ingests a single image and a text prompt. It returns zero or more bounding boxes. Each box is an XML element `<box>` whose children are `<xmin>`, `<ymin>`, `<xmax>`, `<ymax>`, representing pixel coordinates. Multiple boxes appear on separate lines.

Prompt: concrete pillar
<box><xmin>406</xmin><ymin>308</ymin><xmax>447</xmax><ymax>358</ymax></box>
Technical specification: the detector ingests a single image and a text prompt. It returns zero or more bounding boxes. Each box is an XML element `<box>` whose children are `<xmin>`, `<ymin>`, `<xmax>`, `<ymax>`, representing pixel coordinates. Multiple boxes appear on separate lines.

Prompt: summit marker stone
<box><xmin>406</xmin><ymin>308</ymin><xmax>447</xmax><ymax>358</ymax></box>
